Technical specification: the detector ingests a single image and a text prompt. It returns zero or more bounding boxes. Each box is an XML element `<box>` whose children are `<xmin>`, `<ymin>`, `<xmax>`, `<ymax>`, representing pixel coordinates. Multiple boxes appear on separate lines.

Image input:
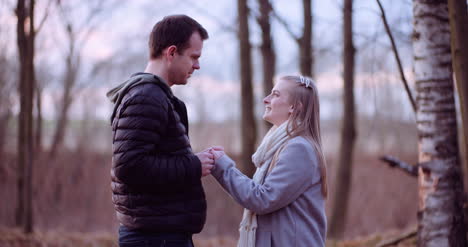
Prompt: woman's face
<box><xmin>263</xmin><ymin>79</ymin><xmax>294</xmax><ymax>126</ymax></box>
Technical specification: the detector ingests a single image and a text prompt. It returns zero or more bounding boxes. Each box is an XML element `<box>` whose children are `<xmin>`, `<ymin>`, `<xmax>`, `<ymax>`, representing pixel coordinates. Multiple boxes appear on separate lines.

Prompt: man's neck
<box><xmin>144</xmin><ymin>60</ymin><xmax>172</xmax><ymax>87</ymax></box>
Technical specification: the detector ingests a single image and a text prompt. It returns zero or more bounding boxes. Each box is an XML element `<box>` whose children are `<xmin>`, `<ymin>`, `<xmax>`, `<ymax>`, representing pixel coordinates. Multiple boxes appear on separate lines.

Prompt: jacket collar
<box><xmin>131</xmin><ymin>72</ymin><xmax>175</xmax><ymax>99</ymax></box>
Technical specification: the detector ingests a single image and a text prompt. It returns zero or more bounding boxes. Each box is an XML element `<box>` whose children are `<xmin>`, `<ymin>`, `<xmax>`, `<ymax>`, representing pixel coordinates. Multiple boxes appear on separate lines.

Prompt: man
<box><xmin>107</xmin><ymin>15</ymin><xmax>216</xmax><ymax>247</ymax></box>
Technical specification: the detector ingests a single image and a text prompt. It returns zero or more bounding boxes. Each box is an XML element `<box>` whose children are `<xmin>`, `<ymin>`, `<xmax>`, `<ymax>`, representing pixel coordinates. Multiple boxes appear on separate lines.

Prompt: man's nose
<box><xmin>193</xmin><ymin>61</ymin><xmax>200</xmax><ymax>70</ymax></box>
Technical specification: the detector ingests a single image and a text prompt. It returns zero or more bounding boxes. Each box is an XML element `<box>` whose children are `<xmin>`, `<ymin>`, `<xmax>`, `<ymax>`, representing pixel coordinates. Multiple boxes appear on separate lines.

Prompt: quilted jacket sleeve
<box><xmin>112</xmin><ymin>86</ymin><xmax>201</xmax><ymax>188</ymax></box>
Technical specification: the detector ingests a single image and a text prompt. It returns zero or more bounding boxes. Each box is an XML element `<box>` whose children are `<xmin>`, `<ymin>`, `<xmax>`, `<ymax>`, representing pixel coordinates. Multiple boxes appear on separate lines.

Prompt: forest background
<box><xmin>1</xmin><ymin>0</ymin><xmax>467</xmax><ymax>246</ymax></box>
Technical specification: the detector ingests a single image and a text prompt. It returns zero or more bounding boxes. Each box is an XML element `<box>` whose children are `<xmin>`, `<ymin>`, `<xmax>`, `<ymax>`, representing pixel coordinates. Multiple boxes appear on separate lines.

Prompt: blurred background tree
<box><xmin>329</xmin><ymin>0</ymin><xmax>356</xmax><ymax>239</ymax></box>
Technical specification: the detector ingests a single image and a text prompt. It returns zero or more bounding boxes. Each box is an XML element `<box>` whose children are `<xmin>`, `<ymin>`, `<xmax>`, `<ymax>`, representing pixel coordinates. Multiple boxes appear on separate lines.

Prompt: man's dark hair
<box><xmin>149</xmin><ymin>15</ymin><xmax>209</xmax><ymax>59</ymax></box>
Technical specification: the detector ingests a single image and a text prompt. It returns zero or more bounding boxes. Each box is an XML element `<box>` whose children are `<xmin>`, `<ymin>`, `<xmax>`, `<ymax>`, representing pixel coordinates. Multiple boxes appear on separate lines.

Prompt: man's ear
<box><xmin>164</xmin><ymin>45</ymin><xmax>178</xmax><ymax>60</ymax></box>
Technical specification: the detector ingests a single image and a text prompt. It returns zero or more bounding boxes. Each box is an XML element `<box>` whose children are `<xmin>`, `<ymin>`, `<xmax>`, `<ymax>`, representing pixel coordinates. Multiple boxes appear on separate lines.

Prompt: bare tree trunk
<box><xmin>257</xmin><ymin>0</ymin><xmax>275</xmax><ymax>130</ymax></box>
<box><xmin>271</xmin><ymin>0</ymin><xmax>313</xmax><ymax>77</ymax></box>
<box><xmin>48</xmin><ymin>0</ymin><xmax>105</xmax><ymax>158</ymax></box>
<box><xmin>329</xmin><ymin>0</ymin><xmax>356</xmax><ymax>239</ymax></box>
<box><xmin>238</xmin><ymin>0</ymin><xmax>257</xmax><ymax>177</ymax></box>
<box><xmin>35</xmin><ymin>85</ymin><xmax>42</xmax><ymax>152</ymax></box>
<box><xmin>413</xmin><ymin>0</ymin><xmax>467</xmax><ymax>246</ymax></box>
<box><xmin>0</xmin><ymin>110</ymin><xmax>11</xmax><ymax>161</ymax></box>
<box><xmin>300</xmin><ymin>0</ymin><xmax>313</xmax><ymax>77</ymax></box>
<box><xmin>48</xmin><ymin>73</ymin><xmax>74</xmax><ymax>158</ymax></box>
<box><xmin>0</xmin><ymin>54</ymin><xmax>11</xmax><ymax>161</ymax></box>
<box><xmin>448</xmin><ymin>0</ymin><xmax>468</xmax><ymax>194</ymax></box>
<box><xmin>16</xmin><ymin>0</ymin><xmax>35</xmax><ymax>234</ymax></box>
<box><xmin>49</xmin><ymin>26</ymin><xmax>79</xmax><ymax>159</ymax></box>
<box><xmin>76</xmin><ymin>98</ymin><xmax>92</xmax><ymax>154</ymax></box>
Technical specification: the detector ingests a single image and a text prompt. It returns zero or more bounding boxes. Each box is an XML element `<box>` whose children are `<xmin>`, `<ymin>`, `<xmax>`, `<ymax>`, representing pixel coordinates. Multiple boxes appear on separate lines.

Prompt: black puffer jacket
<box><xmin>110</xmin><ymin>73</ymin><xmax>206</xmax><ymax>233</ymax></box>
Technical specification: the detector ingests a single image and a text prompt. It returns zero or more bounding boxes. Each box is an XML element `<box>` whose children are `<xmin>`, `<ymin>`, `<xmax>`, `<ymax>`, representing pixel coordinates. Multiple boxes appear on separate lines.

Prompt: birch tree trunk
<box><xmin>328</xmin><ymin>0</ymin><xmax>356</xmax><ymax>239</ymax></box>
<box><xmin>413</xmin><ymin>0</ymin><xmax>467</xmax><ymax>246</ymax></box>
<box><xmin>238</xmin><ymin>0</ymin><xmax>257</xmax><ymax>177</ymax></box>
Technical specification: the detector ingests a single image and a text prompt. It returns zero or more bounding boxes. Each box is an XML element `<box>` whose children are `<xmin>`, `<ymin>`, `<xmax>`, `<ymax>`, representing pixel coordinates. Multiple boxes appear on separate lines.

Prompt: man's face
<box><xmin>168</xmin><ymin>32</ymin><xmax>203</xmax><ymax>86</ymax></box>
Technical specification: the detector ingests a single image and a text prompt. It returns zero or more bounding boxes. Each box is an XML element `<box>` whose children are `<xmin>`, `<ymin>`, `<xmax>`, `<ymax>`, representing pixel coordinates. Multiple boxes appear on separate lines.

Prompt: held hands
<box><xmin>196</xmin><ymin>146</ymin><xmax>225</xmax><ymax>177</ymax></box>
<box><xmin>196</xmin><ymin>150</ymin><xmax>214</xmax><ymax>177</ymax></box>
<box><xmin>211</xmin><ymin>149</ymin><xmax>225</xmax><ymax>160</ymax></box>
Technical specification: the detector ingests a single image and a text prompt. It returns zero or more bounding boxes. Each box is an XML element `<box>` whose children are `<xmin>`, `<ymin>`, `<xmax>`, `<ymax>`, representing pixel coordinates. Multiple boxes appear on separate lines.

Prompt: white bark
<box><xmin>412</xmin><ymin>0</ymin><xmax>466</xmax><ymax>246</ymax></box>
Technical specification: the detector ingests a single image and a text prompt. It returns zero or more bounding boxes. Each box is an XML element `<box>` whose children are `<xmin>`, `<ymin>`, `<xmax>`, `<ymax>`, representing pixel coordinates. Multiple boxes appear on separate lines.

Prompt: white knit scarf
<box><xmin>237</xmin><ymin>121</ymin><xmax>290</xmax><ymax>247</ymax></box>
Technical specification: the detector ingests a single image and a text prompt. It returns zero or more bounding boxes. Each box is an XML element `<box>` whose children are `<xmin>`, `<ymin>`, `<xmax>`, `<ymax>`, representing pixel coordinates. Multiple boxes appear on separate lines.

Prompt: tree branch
<box><xmin>380</xmin><ymin>155</ymin><xmax>418</xmax><ymax>177</ymax></box>
<box><xmin>34</xmin><ymin>0</ymin><xmax>53</xmax><ymax>34</ymax></box>
<box><xmin>75</xmin><ymin>0</ymin><xmax>104</xmax><ymax>37</ymax></box>
<box><xmin>376</xmin><ymin>0</ymin><xmax>417</xmax><ymax>113</ymax></box>
<box><xmin>377</xmin><ymin>228</ymin><xmax>417</xmax><ymax>247</ymax></box>
<box><xmin>271</xmin><ymin>8</ymin><xmax>300</xmax><ymax>42</ymax></box>
<box><xmin>179</xmin><ymin>0</ymin><xmax>237</xmax><ymax>33</ymax></box>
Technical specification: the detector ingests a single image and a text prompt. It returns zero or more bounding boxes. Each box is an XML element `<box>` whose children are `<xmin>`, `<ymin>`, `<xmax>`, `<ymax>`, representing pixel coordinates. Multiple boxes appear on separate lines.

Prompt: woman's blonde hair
<box><xmin>281</xmin><ymin>75</ymin><xmax>328</xmax><ymax>198</ymax></box>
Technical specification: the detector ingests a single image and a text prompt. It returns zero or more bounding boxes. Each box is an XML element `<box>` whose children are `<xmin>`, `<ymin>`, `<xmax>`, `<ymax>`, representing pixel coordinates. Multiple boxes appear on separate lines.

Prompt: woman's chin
<box><xmin>263</xmin><ymin>116</ymin><xmax>272</xmax><ymax>124</ymax></box>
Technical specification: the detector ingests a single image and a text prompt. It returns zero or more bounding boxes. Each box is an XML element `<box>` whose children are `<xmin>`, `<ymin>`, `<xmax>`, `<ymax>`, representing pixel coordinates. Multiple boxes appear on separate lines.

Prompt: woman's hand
<box><xmin>210</xmin><ymin>149</ymin><xmax>225</xmax><ymax>160</ymax></box>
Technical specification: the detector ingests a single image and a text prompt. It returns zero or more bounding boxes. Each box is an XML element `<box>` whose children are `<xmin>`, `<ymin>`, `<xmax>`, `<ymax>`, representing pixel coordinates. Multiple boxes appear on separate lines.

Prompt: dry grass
<box><xmin>0</xmin><ymin>227</ymin><xmax>117</xmax><ymax>247</ymax></box>
<box><xmin>0</xmin><ymin>227</ymin><xmax>417</xmax><ymax>247</ymax></box>
<box><xmin>326</xmin><ymin>229</ymin><xmax>417</xmax><ymax>247</ymax></box>
<box><xmin>0</xmin><ymin>227</ymin><xmax>239</xmax><ymax>247</ymax></box>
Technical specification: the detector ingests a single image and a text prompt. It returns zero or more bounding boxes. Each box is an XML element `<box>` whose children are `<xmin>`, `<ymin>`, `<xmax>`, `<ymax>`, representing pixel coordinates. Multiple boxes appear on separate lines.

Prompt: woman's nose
<box><xmin>263</xmin><ymin>95</ymin><xmax>270</xmax><ymax>104</ymax></box>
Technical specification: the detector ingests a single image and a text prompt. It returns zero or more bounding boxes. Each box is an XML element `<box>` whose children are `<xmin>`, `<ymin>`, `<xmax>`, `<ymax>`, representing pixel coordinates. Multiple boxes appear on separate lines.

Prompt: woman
<box><xmin>210</xmin><ymin>75</ymin><xmax>327</xmax><ymax>247</ymax></box>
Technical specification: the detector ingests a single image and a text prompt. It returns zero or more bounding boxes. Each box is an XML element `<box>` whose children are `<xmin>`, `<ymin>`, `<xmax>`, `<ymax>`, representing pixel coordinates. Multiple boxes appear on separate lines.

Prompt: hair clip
<box><xmin>299</xmin><ymin>76</ymin><xmax>313</xmax><ymax>88</ymax></box>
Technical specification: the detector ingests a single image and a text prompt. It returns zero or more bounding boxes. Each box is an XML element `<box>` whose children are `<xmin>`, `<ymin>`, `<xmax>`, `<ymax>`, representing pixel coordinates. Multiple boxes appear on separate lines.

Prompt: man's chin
<box><xmin>174</xmin><ymin>80</ymin><xmax>188</xmax><ymax>85</ymax></box>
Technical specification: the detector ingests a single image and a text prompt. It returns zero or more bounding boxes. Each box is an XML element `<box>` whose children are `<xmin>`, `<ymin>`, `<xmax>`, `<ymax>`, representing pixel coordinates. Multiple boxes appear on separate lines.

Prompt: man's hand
<box><xmin>201</xmin><ymin>146</ymin><xmax>224</xmax><ymax>152</ymax></box>
<box><xmin>196</xmin><ymin>151</ymin><xmax>214</xmax><ymax>177</ymax></box>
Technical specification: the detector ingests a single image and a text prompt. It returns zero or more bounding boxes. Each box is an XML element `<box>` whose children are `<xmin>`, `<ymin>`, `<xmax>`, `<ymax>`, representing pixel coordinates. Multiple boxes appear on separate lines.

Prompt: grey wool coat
<box><xmin>212</xmin><ymin>136</ymin><xmax>327</xmax><ymax>247</ymax></box>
